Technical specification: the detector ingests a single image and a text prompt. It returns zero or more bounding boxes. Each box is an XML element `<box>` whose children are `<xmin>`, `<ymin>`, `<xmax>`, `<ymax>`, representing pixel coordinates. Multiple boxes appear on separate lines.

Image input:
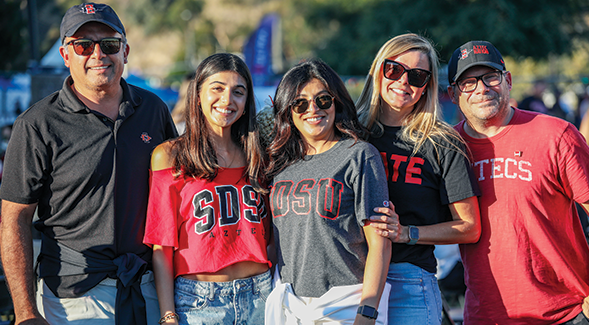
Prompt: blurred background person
<box><xmin>518</xmin><ymin>79</ymin><xmax>548</xmax><ymax>114</ymax></box>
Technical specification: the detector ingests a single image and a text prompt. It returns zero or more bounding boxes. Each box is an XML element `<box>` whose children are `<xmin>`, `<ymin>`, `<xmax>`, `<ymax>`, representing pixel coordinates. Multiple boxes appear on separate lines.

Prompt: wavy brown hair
<box><xmin>267</xmin><ymin>58</ymin><xmax>367</xmax><ymax>179</ymax></box>
<box><xmin>169</xmin><ymin>53</ymin><xmax>267</xmax><ymax>192</ymax></box>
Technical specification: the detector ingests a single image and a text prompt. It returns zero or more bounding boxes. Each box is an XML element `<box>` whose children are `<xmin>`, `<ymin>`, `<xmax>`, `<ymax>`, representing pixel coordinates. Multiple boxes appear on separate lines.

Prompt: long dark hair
<box><xmin>266</xmin><ymin>58</ymin><xmax>367</xmax><ymax>179</ymax></box>
<box><xmin>170</xmin><ymin>53</ymin><xmax>267</xmax><ymax>192</ymax></box>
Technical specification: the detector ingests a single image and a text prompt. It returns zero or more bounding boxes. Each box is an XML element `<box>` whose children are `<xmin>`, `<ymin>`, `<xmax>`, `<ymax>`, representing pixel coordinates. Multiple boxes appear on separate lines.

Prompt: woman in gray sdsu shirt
<box><xmin>265</xmin><ymin>58</ymin><xmax>391</xmax><ymax>325</ymax></box>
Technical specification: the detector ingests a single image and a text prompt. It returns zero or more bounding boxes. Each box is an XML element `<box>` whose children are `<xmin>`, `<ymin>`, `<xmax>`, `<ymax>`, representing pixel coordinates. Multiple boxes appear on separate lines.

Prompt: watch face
<box><xmin>410</xmin><ymin>226</ymin><xmax>419</xmax><ymax>240</ymax></box>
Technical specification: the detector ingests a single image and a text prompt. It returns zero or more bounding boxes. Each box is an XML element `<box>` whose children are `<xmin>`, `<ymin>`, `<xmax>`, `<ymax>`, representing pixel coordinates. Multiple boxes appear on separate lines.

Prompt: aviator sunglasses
<box><xmin>66</xmin><ymin>37</ymin><xmax>123</xmax><ymax>56</ymax></box>
<box><xmin>383</xmin><ymin>59</ymin><xmax>431</xmax><ymax>88</ymax></box>
<box><xmin>290</xmin><ymin>94</ymin><xmax>334</xmax><ymax>114</ymax></box>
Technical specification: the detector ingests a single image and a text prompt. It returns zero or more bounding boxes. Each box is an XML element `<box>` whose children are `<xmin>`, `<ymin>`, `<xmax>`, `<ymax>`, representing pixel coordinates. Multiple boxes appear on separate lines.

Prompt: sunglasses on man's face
<box><xmin>383</xmin><ymin>59</ymin><xmax>431</xmax><ymax>88</ymax></box>
<box><xmin>290</xmin><ymin>94</ymin><xmax>334</xmax><ymax>114</ymax></box>
<box><xmin>66</xmin><ymin>37</ymin><xmax>123</xmax><ymax>56</ymax></box>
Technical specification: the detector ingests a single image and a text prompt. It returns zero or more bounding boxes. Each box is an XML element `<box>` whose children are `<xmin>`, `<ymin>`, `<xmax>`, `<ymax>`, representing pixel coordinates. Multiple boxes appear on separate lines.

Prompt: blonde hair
<box><xmin>356</xmin><ymin>33</ymin><xmax>467</xmax><ymax>158</ymax></box>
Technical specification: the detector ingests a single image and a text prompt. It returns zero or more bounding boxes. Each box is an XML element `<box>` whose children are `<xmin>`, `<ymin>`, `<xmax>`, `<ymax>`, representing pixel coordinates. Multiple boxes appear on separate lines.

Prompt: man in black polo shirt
<box><xmin>0</xmin><ymin>3</ymin><xmax>177</xmax><ymax>324</ymax></box>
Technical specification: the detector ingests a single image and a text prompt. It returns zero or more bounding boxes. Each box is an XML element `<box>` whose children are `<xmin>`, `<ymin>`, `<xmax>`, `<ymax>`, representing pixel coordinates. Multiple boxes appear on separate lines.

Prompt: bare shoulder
<box><xmin>151</xmin><ymin>141</ymin><xmax>174</xmax><ymax>171</ymax></box>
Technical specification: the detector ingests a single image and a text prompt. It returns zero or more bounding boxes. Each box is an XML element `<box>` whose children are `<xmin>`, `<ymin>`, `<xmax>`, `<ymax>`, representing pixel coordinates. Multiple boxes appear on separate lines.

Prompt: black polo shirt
<box><xmin>0</xmin><ymin>76</ymin><xmax>177</xmax><ymax>297</ymax></box>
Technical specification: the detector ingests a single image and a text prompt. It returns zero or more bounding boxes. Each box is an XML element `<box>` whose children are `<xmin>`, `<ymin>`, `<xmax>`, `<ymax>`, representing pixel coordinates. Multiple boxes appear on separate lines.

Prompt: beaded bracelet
<box><xmin>158</xmin><ymin>312</ymin><xmax>180</xmax><ymax>324</ymax></box>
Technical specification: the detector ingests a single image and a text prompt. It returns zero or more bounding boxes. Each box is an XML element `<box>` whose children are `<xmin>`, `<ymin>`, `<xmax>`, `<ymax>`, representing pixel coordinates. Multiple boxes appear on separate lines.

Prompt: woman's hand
<box><xmin>368</xmin><ymin>201</ymin><xmax>404</xmax><ymax>242</ymax></box>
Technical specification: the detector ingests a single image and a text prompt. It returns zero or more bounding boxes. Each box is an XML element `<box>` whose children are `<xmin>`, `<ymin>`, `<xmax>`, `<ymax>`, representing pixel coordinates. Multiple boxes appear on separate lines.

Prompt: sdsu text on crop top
<box><xmin>143</xmin><ymin>167</ymin><xmax>271</xmax><ymax>277</ymax></box>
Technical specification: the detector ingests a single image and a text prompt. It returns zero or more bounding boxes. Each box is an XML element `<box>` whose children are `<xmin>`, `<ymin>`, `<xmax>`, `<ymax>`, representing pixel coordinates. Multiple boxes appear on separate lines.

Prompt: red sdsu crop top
<box><xmin>143</xmin><ymin>167</ymin><xmax>271</xmax><ymax>277</ymax></box>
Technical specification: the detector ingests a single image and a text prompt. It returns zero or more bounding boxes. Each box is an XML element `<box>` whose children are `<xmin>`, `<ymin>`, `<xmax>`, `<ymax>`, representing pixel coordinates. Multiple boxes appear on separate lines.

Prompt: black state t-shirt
<box><xmin>369</xmin><ymin>125</ymin><xmax>480</xmax><ymax>273</ymax></box>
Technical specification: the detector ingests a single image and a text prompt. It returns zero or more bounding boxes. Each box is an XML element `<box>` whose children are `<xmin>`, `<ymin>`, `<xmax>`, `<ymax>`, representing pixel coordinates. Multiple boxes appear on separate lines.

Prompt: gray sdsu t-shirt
<box><xmin>269</xmin><ymin>137</ymin><xmax>389</xmax><ymax>298</ymax></box>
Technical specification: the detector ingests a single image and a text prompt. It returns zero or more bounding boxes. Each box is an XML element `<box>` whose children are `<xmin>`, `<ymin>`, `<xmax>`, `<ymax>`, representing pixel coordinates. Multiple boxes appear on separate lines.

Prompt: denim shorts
<box><xmin>386</xmin><ymin>262</ymin><xmax>442</xmax><ymax>325</ymax></box>
<box><xmin>174</xmin><ymin>269</ymin><xmax>272</xmax><ymax>325</ymax></box>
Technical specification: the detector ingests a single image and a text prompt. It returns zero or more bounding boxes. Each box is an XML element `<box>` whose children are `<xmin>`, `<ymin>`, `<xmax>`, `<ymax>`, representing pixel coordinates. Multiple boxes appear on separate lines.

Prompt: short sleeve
<box><xmin>353</xmin><ymin>143</ymin><xmax>389</xmax><ymax>225</ymax></box>
<box><xmin>439</xmin><ymin>139</ymin><xmax>481</xmax><ymax>204</ymax></box>
<box><xmin>558</xmin><ymin>124</ymin><xmax>589</xmax><ymax>203</ymax></box>
<box><xmin>0</xmin><ymin>118</ymin><xmax>48</xmax><ymax>204</ymax></box>
<box><xmin>143</xmin><ymin>169</ymin><xmax>181</xmax><ymax>248</ymax></box>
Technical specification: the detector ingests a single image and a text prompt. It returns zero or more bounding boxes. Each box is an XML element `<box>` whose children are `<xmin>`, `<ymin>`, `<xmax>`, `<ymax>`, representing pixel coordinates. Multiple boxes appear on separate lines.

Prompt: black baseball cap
<box><xmin>60</xmin><ymin>3</ymin><xmax>125</xmax><ymax>43</ymax></box>
<box><xmin>447</xmin><ymin>40</ymin><xmax>505</xmax><ymax>85</ymax></box>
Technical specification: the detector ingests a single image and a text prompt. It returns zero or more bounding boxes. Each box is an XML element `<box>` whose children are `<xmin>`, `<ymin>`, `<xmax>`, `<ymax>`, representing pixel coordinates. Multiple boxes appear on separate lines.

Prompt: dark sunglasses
<box><xmin>383</xmin><ymin>59</ymin><xmax>431</xmax><ymax>88</ymax></box>
<box><xmin>66</xmin><ymin>37</ymin><xmax>123</xmax><ymax>56</ymax></box>
<box><xmin>290</xmin><ymin>94</ymin><xmax>334</xmax><ymax>114</ymax></box>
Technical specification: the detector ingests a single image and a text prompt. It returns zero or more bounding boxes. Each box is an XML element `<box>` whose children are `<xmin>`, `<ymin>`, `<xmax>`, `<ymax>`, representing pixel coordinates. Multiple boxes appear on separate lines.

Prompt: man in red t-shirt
<box><xmin>446</xmin><ymin>40</ymin><xmax>589</xmax><ymax>324</ymax></box>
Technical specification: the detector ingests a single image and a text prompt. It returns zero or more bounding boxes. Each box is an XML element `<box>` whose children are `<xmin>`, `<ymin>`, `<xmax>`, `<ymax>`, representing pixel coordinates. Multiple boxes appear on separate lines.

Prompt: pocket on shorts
<box><xmin>174</xmin><ymin>286</ymin><xmax>209</xmax><ymax>312</ymax></box>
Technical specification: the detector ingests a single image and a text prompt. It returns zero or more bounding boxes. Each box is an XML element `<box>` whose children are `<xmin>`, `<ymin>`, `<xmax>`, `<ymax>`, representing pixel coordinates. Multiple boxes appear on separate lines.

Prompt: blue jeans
<box><xmin>174</xmin><ymin>269</ymin><xmax>272</xmax><ymax>325</ymax></box>
<box><xmin>386</xmin><ymin>262</ymin><xmax>442</xmax><ymax>325</ymax></box>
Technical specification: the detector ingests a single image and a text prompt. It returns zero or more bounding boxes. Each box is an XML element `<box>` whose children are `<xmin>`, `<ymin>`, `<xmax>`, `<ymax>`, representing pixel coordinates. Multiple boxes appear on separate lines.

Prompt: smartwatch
<box><xmin>357</xmin><ymin>305</ymin><xmax>378</xmax><ymax>320</ymax></box>
<box><xmin>408</xmin><ymin>225</ymin><xmax>419</xmax><ymax>245</ymax></box>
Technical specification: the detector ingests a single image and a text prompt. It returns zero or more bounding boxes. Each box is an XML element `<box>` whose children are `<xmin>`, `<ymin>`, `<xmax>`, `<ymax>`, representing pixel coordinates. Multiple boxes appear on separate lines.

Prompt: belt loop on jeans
<box><xmin>208</xmin><ymin>282</ymin><xmax>215</xmax><ymax>300</ymax></box>
<box><xmin>252</xmin><ymin>273</ymin><xmax>260</xmax><ymax>294</ymax></box>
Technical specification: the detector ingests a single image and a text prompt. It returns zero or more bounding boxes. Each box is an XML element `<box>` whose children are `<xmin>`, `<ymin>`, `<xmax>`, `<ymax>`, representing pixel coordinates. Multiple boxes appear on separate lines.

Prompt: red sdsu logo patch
<box><xmin>460</xmin><ymin>48</ymin><xmax>472</xmax><ymax>60</ymax></box>
<box><xmin>83</xmin><ymin>4</ymin><xmax>96</xmax><ymax>14</ymax></box>
<box><xmin>140</xmin><ymin>132</ymin><xmax>152</xmax><ymax>143</ymax></box>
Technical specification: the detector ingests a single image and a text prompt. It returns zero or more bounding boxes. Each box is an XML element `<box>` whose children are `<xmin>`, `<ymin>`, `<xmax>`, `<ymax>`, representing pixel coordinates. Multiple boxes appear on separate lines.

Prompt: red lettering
<box><xmin>389</xmin><ymin>154</ymin><xmax>407</xmax><ymax>182</ymax></box>
<box><xmin>406</xmin><ymin>157</ymin><xmax>424</xmax><ymax>184</ymax></box>
<box><xmin>473</xmin><ymin>45</ymin><xmax>489</xmax><ymax>54</ymax></box>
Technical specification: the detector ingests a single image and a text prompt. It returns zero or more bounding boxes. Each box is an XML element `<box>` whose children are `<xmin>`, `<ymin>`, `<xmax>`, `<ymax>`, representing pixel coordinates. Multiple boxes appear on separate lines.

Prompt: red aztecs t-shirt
<box><xmin>143</xmin><ymin>167</ymin><xmax>271</xmax><ymax>277</ymax></box>
<box><xmin>456</xmin><ymin>108</ymin><xmax>589</xmax><ymax>324</ymax></box>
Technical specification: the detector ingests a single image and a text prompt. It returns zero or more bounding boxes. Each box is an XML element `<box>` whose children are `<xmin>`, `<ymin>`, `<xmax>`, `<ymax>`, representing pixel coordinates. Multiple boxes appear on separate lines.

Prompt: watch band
<box><xmin>357</xmin><ymin>305</ymin><xmax>378</xmax><ymax>319</ymax></box>
<box><xmin>408</xmin><ymin>225</ymin><xmax>419</xmax><ymax>245</ymax></box>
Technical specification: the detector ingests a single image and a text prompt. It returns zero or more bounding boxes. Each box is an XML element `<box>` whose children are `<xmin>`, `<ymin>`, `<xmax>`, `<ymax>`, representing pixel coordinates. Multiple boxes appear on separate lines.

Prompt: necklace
<box><xmin>219</xmin><ymin>147</ymin><xmax>237</xmax><ymax>168</ymax></box>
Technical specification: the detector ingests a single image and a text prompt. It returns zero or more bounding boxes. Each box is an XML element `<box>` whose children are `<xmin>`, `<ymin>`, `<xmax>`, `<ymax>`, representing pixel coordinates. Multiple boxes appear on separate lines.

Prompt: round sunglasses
<box><xmin>383</xmin><ymin>59</ymin><xmax>431</xmax><ymax>88</ymax></box>
<box><xmin>290</xmin><ymin>94</ymin><xmax>334</xmax><ymax>114</ymax></box>
<box><xmin>66</xmin><ymin>37</ymin><xmax>123</xmax><ymax>56</ymax></box>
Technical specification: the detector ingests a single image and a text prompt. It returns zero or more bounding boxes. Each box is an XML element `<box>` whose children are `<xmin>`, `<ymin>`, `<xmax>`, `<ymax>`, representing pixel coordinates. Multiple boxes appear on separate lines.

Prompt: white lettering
<box><xmin>518</xmin><ymin>161</ymin><xmax>532</xmax><ymax>181</ymax></box>
<box><xmin>491</xmin><ymin>158</ymin><xmax>504</xmax><ymax>179</ymax></box>
<box><xmin>504</xmin><ymin>158</ymin><xmax>517</xmax><ymax>179</ymax></box>
<box><xmin>472</xmin><ymin>158</ymin><xmax>532</xmax><ymax>183</ymax></box>
<box><xmin>474</xmin><ymin>159</ymin><xmax>489</xmax><ymax>181</ymax></box>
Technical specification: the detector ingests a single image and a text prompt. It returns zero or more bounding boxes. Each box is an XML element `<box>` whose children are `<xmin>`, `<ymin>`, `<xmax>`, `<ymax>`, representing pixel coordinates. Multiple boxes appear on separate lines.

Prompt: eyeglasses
<box><xmin>383</xmin><ymin>59</ymin><xmax>431</xmax><ymax>88</ymax></box>
<box><xmin>65</xmin><ymin>37</ymin><xmax>123</xmax><ymax>56</ymax></box>
<box><xmin>455</xmin><ymin>71</ymin><xmax>503</xmax><ymax>93</ymax></box>
<box><xmin>290</xmin><ymin>94</ymin><xmax>334</xmax><ymax>114</ymax></box>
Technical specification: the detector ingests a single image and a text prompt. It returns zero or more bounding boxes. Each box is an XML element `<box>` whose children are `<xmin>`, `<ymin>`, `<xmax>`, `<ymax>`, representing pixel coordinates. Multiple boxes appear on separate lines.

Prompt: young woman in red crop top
<box><xmin>143</xmin><ymin>53</ymin><xmax>271</xmax><ymax>325</ymax></box>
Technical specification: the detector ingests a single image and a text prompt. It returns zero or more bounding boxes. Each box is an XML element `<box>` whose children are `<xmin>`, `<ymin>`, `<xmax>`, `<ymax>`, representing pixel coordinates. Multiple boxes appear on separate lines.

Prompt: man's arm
<box><xmin>1</xmin><ymin>200</ymin><xmax>48</xmax><ymax>325</ymax></box>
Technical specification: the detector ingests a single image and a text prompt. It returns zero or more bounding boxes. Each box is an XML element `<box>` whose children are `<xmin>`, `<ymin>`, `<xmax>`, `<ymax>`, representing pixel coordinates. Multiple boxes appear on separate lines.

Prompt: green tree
<box><xmin>296</xmin><ymin>0</ymin><xmax>589</xmax><ymax>75</ymax></box>
<box><xmin>0</xmin><ymin>0</ymin><xmax>27</xmax><ymax>71</ymax></box>
<box><xmin>125</xmin><ymin>0</ymin><xmax>205</xmax><ymax>34</ymax></box>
